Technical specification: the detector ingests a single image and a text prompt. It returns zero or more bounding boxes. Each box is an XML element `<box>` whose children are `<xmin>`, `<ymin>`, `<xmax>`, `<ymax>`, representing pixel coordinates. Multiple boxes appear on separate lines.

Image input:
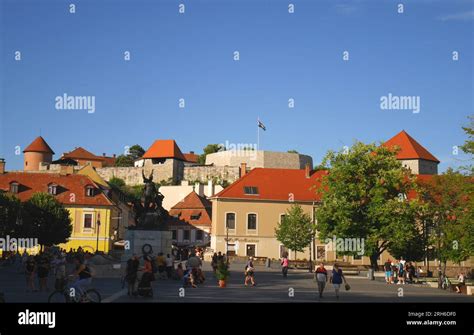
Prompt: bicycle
<box><xmin>48</xmin><ymin>276</ymin><xmax>101</xmax><ymax>303</ymax></box>
<box><xmin>441</xmin><ymin>275</ymin><xmax>452</xmax><ymax>290</ymax></box>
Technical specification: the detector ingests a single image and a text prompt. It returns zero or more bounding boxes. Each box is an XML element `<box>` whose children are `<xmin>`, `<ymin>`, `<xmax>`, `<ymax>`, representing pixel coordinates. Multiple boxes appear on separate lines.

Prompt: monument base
<box><xmin>122</xmin><ymin>229</ymin><xmax>173</xmax><ymax>261</ymax></box>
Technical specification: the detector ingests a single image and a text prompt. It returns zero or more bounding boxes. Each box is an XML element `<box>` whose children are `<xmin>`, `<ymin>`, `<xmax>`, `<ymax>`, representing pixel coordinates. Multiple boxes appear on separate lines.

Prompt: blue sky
<box><xmin>1</xmin><ymin>0</ymin><xmax>473</xmax><ymax>171</ymax></box>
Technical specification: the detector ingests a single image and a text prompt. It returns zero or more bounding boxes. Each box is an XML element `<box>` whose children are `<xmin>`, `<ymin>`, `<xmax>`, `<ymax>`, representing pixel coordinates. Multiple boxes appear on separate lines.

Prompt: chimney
<box><xmin>102</xmin><ymin>153</ymin><xmax>106</xmax><ymax>157</ymax></box>
<box><xmin>0</xmin><ymin>159</ymin><xmax>5</xmax><ymax>174</ymax></box>
<box><xmin>207</xmin><ymin>179</ymin><xmax>214</xmax><ymax>197</ymax></box>
<box><xmin>305</xmin><ymin>163</ymin><xmax>311</xmax><ymax>178</ymax></box>
<box><xmin>113</xmin><ymin>154</ymin><xmax>116</xmax><ymax>158</ymax></box>
<box><xmin>240</xmin><ymin>162</ymin><xmax>247</xmax><ymax>178</ymax></box>
<box><xmin>190</xmin><ymin>151</ymin><xmax>194</xmax><ymax>154</ymax></box>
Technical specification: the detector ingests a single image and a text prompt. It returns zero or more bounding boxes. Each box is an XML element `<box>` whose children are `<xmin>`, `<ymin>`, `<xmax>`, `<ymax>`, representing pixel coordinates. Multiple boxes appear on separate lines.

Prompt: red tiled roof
<box><xmin>63</xmin><ymin>147</ymin><xmax>116</xmax><ymax>166</ymax></box>
<box><xmin>183</xmin><ymin>152</ymin><xmax>199</xmax><ymax>163</ymax></box>
<box><xmin>24</xmin><ymin>136</ymin><xmax>55</xmax><ymax>154</ymax></box>
<box><xmin>63</xmin><ymin>147</ymin><xmax>100</xmax><ymax>160</ymax></box>
<box><xmin>168</xmin><ymin>191</ymin><xmax>212</xmax><ymax>226</ymax></box>
<box><xmin>213</xmin><ymin>168</ymin><xmax>327</xmax><ymax>202</ymax></box>
<box><xmin>172</xmin><ymin>191</ymin><xmax>212</xmax><ymax>209</ymax></box>
<box><xmin>0</xmin><ymin>172</ymin><xmax>113</xmax><ymax>206</ymax></box>
<box><xmin>382</xmin><ymin>130</ymin><xmax>439</xmax><ymax>163</ymax></box>
<box><xmin>142</xmin><ymin>140</ymin><xmax>186</xmax><ymax>161</ymax></box>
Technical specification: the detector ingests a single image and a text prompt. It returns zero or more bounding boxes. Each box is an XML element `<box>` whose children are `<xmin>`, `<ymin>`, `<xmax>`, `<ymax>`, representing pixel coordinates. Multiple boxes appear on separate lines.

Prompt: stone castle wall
<box><xmin>96</xmin><ymin>160</ymin><xmax>175</xmax><ymax>185</ymax></box>
<box><xmin>183</xmin><ymin>165</ymin><xmax>240</xmax><ymax>184</ymax></box>
<box><xmin>205</xmin><ymin>150</ymin><xmax>312</xmax><ymax>170</ymax></box>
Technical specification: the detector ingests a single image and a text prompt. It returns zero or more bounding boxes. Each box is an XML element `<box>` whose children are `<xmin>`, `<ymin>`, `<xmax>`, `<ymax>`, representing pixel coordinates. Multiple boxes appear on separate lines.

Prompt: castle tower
<box><xmin>23</xmin><ymin>136</ymin><xmax>55</xmax><ymax>171</ymax></box>
<box><xmin>383</xmin><ymin>130</ymin><xmax>439</xmax><ymax>175</ymax></box>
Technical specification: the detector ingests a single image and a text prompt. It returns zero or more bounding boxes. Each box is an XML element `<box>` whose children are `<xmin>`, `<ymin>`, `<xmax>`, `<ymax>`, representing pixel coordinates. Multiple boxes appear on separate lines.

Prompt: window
<box><xmin>190</xmin><ymin>212</ymin><xmax>201</xmax><ymax>220</ymax></box>
<box><xmin>243</xmin><ymin>186</ymin><xmax>259</xmax><ymax>195</ymax></box>
<box><xmin>317</xmin><ymin>246</ymin><xmax>326</xmax><ymax>260</ymax></box>
<box><xmin>196</xmin><ymin>230</ymin><xmax>204</xmax><ymax>241</ymax></box>
<box><xmin>171</xmin><ymin>230</ymin><xmax>177</xmax><ymax>240</ymax></box>
<box><xmin>48</xmin><ymin>184</ymin><xmax>58</xmax><ymax>195</ymax></box>
<box><xmin>183</xmin><ymin>230</ymin><xmax>190</xmax><ymax>240</ymax></box>
<box><xmin>280</xmin><ymin>214</ymin><xmax>286</xmax><ymax>223</ymax></box>
<box><xmin>85</xmin><ymin>186</ymin><xmax>95</xmax><ymax>197</ymax></box>
<box><xmin>84</xmin><ymin>213</ymin><xmax>93</xmax><ymax>229</ymax></box>
<box><xmin>247</xmin><ymin>213</ymin><xmax>257</xmax><ymax>230</ymax></box>
<box><xmin>225</xmin><ymin>213</ymin><xmax>235</xmax><ymax>230</ymax></box>
<box><xmin>9</xmin><ymin>182</ymin><xmax>19</xmax><ymax>194</ymax></box>
<box><xmin>227</xmin><ymin>244</ymin><xmax>236</xmax><ymax>256</ymax></box>
<box><xmin>246</xmin><ymin>244</ymin><xmax>256</xmax><ymax>257</ymax></box>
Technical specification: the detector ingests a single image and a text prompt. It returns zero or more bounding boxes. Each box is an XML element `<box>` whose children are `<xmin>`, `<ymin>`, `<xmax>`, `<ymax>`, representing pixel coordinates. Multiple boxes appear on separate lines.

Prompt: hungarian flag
<box><xmin>257</xmin><ymin>120</ymin><xmax>266</xmax><ymax>131</ymax></box>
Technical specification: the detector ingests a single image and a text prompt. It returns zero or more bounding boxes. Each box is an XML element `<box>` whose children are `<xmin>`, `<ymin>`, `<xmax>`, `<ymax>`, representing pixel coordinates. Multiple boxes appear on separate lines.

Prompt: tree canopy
<box><xmin>315</xmin><ymin>142</ymin><xmax>420</xmax><ymax>268</ymax></box>
<box><xmin>275</xmin><ymin>204</ymin><xmax>314</xmax><ymax>259</ymax></box>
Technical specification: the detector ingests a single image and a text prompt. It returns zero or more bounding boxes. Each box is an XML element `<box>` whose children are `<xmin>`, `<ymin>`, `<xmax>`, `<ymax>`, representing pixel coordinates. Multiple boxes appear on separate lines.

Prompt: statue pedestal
<box><xmin>122</xmin><ymin>229</ymin><xmax>173</xmax><ymax>260</ymax></box>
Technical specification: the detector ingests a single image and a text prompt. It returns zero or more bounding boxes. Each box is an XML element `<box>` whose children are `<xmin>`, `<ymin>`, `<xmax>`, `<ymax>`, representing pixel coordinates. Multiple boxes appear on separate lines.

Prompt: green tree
<box><xmin>108</xmin><ymin>177</ymin><xmax>126</xmax><ymax>189</ymax></box>
<box><xmin>0</xmin><ymin>192</ymin><xmax>22</xmax><ymax>237</ymax></box>
<box><xmin>23</xmin><ymin>193</ymin><xmax>72</xmax><ymax>250</ymax></box>
<box><xmin>417</xmin><ymin>170</ymin><xmax>473</xmax><ymax>287</ymax></box>
<box><xmin>115</xmin><ymin>144</ymin><xmax>145</xmax><ymax>167</ymax></box>
<box><xmin>198</xmin><ymin>144</ymin><xmax>224</xmax><ymax>165</ymax></box>
<box><xmin>128</xmin><ymin>145</ymin><xmax>145</xmax><ymax>161</ymax></box>
<box><xmin>274</xmin><ymin>204</ymin><xmax>314</xmax><ymax>260</ymax></box>
<box><xmin>287</xmin><ymin>150</ymin><xmax>299</xmax><ymax>154</ymax></box>
<box><xmin>315</xmin><ymin>141</ymin><xmax>418</xmax><ymax>270</ymax></box>
<box><xmin>460</xmin><ymin>115</ymin><xmax>473</xmax><ymax>174</ymax></box>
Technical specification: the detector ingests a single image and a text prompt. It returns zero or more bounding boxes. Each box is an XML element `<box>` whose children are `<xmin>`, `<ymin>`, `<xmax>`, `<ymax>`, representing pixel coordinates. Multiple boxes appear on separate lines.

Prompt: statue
<box><xmin>130</xmin><ymin>170</ymin><xmax>169</xmax><ymax>230</ymax></box>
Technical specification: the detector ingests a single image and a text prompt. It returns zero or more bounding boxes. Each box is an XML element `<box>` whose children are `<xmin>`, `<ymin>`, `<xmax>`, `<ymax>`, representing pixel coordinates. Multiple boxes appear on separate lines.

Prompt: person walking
<box><xmin>25</xmin><ymin>256</ymin><xmax>36</xmax><ymax>292</ymax></box>
<box><xmin>53</xmin><ymin>253</ymin><xmax>67</xmax><ymax>291</ymax></box>
<box><xmin>36</xmin><ymin>252</ymin><xmax>50</xmax><ymax>292</ymax></box>
<box><xmin>165</xmin><ymin>254</ymin><xmax>174</xmax><ymax>279</ymax></box>
<box><xmin>211</xmin><ymin>253</ymin><xmax>218</xmax><ymax>273</ymax></box>
<box><xmin>315</xmin><ymin>262</ymin><xmax>328</xmax><ymax>298</ymax></box>
<box><xmin>330</xmin><ymin>263</ymin><xmax>347</xmax><ymax>300</ymax></box>
<box><xmin>281</xmin><ymin>254</ymin><xmax>289</xmax><ymax>277</ymax></box>
<box><xmin>397</xmin><ymin>260</ymin><xmax>406</xmax><ymax>285</ymax></box>
<box><xmin>125</xmin><ymin>255</ymin><xmax>139</xmax><ymax>296</ymax></box>
<box><xmin>244</xmin><ymin>257</ymin><xmax>256</xmax><ymax>287</ymax></box>
<box><xmin>384</xmin><ymin>259</ymin><xmax>393</xmax><ymax>284</ymax></box>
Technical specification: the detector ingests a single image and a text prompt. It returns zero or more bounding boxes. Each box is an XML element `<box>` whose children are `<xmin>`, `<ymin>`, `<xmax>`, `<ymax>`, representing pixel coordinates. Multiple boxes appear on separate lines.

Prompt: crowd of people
<box><xmin>383</xmin><ymin>258</ymin><xmax>420</xmax><ymax>284</ymax></box>
<box><xmin>1</xmin><ymin>247</ymin><xmax>95</xmax><ymax>299</ymax></box>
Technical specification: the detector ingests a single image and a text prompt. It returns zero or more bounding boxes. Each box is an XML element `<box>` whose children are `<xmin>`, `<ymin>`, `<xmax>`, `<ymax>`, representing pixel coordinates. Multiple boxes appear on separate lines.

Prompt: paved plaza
<box><xmin>1</xmin><ymin>262</ymin><xmax>473</xmax><ymax>303</ymax></box>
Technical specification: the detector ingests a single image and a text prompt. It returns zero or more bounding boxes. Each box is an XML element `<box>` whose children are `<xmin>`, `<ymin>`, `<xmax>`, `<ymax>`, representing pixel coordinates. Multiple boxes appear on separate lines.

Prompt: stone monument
<box><xmin>123</xmin><ymin>171</ymin><xmax>173</xmax><ymax>260</ymax></box>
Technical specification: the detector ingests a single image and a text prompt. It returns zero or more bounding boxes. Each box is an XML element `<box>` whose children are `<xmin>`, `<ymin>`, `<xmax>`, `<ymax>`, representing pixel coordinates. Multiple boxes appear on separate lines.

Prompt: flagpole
<box><xmin>257</xmin><ymin>117</ymin><xmax>260</xmax><ymax>150</ymax></box>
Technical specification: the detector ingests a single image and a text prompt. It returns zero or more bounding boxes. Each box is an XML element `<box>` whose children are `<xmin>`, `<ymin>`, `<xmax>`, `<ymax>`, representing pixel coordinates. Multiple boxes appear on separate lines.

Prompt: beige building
<box><xmin>211</xmin><ymin>165</ymin><xmax>331</xmax><ymax>261</ymax></box>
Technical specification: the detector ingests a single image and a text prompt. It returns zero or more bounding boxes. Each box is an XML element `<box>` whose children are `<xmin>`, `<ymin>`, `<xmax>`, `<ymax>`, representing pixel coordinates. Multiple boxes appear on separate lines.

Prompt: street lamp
<box><xmin>225</xmin><ymin>225</ymin><xmax>229</xmax><ymax>265</ymax></box>
<box><xmin>95</xmin><ymin>213</ymin><xmax>101</xmax><ymax>253</ymax></box>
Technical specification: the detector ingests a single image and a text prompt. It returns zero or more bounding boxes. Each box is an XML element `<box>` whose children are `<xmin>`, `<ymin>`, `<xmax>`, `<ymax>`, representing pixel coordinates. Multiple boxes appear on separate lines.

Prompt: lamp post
<box><xmin>95</xmin><ymin>213</ymin><xmax>101</xmax><ymax>254</ymax></box>
<box><xmin>225</xmin><ymin>225</ymin><xmax>229</xmax><ymax>265</ymax></box>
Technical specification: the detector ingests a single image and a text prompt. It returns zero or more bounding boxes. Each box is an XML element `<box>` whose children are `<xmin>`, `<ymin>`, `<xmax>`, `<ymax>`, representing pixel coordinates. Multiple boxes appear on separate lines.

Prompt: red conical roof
<box><xmin>382</xmin><ymin>130</ymin><xmax>439</xmax><ymax>163</ymax></box>
<box><xmin>23</xmin><ymin>136</ymin><xmax>55</xmax><ymax>154</ymax></box>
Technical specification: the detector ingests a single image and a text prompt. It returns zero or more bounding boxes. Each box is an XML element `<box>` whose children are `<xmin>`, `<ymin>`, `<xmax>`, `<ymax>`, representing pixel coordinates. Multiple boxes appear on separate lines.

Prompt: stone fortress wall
<box><xmin>41</xmin><ymin>150</ymin><xmax>311</xmax><ymax>186</ymax></box>
<box><xmin>205</xmin><ymin>150</ymin><xmax>313</xmax><ymax>170</ymax></box>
